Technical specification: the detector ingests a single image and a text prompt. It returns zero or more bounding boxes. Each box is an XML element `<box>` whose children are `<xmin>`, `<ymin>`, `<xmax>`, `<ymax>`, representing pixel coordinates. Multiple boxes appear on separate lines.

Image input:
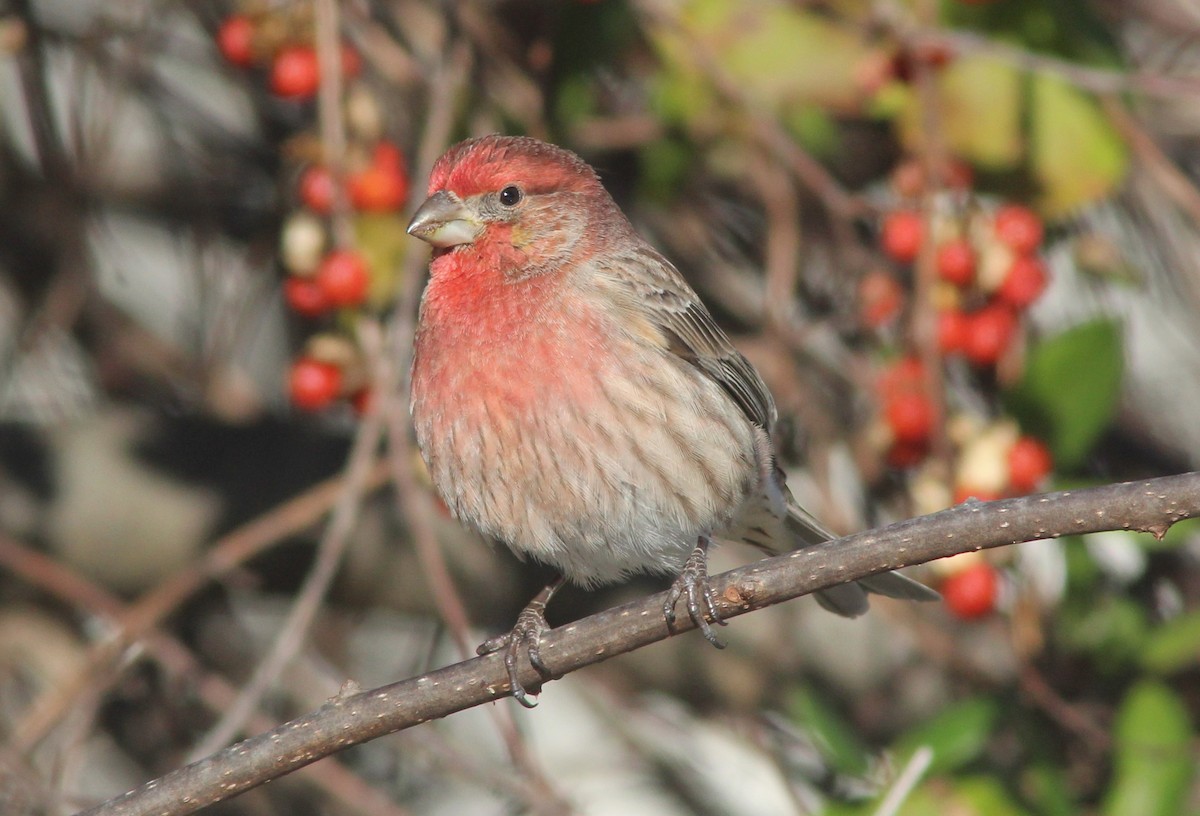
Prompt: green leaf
<box><xmin>887</xmin><ymin>776</ymin><xmax>1031</xmax><ymax>816</ymax></box>
<box><xmin>898</xmin><ymin>55</ymin><xmax>1023</xmax><ymax>170</ymax></box>
<box><xmin>1004</xmin><ymin>320</ymin><xmax>1123</xmax><ymax>470</ymax></box>
<box><xmin>354</xmin><ymin>213</ymin><xmax>406</xmax><ymax>307</ymax></box>
<box><xmin>1021</xmin><ymin>764</ymin><xmax>1079</xmax><ymax>816</ymax></box>
<box><xmin>1141</xmin><ymin>609</ymin><xmax>1200</xmax><ymax>674</ymax></box>
<box><xmin>1103</xmin><ymin>681</ymin><xmax>1194</xmax><ymax>816</ymax></box>
<box><xmin>1030</xmin><ymin>74</ymin><xmax>1129</xmax><ymax>217</ymax></box>
<box><xmin>1057</xmin><ymin>595</ymin><xmax>1147</xmax><ymax>672</ymax></box>
<box><xmin>786</xmin><ymin>685</ymin><xmax>870</xmax><ymax>775</ymax></box>
<box><xmin>954</xmin><ymin>777</ymin><xmax>1033</xmax><ymax>816</ymax></box>
<box><xmin>894</xmin><ymin>697</ymin><xmax>999</xmax><ymax>775</ymax></box>
<box><xmin>650</xmin><ymin>0</ymin><xmax>875</xmax><ymax>130</ymax></box>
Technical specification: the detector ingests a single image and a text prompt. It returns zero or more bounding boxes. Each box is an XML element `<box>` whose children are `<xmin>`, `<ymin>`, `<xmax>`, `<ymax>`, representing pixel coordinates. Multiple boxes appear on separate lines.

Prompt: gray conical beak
<box><xmin>406</xmin><ymin>191</ymin><xmax>483</xmax><ymax>248</ymax></box>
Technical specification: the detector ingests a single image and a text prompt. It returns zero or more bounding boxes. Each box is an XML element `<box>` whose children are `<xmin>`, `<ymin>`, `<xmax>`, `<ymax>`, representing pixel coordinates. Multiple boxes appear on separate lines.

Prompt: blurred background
<box><xmin>1</xmin><ymin>0</ymin><xmax>1199</xmax><ymax>813</ymax></box>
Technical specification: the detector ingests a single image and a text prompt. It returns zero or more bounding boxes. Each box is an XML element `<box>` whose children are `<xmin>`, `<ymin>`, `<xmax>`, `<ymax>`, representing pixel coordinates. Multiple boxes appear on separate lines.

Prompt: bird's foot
<box><xmin>663</xmin><ymin>538</ymin><xmax>727</xmax><ymax>648</ymax></box>
<box><xmin>478</xmin><ymin>583</ymin><xmax>559</xmax><ymax>708</ymax></box>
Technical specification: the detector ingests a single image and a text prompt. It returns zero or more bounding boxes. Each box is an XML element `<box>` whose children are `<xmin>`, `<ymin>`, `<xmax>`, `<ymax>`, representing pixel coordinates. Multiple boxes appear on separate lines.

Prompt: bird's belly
<box><xmin>413</xmin><ymin>345</ymin><xmax>759</xmax><ymax>586</ymax></box>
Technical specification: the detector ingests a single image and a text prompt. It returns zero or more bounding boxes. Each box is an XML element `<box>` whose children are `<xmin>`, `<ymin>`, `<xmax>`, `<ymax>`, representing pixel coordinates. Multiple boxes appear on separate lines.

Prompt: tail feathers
<box><xmin>859</xmin><ymin>571</ymin><xmax>941</xmax><ymax>602</ymax></box>
<box><xmin>784</xmin><ymin>502</ymin><xmax>940</xmax><ymax>616</ymax></box>
<box><xmin>814</xmin><ymin>584</ymin><xmax>870</xmax><ymax>618</ymax></box>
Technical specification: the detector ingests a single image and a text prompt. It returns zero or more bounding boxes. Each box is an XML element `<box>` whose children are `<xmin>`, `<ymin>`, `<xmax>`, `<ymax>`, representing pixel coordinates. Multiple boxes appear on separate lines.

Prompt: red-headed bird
<box><xmin>408</xmin><ymin>135</ymin><xmax>935</xmax><ymax>706</ymax></box>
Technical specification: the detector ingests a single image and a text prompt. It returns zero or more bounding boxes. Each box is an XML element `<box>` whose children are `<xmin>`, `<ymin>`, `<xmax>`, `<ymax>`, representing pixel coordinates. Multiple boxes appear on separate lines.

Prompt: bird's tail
<box><xmin>785</xmin><ymin>502</ymin><xmax>940</xmax><ymax>618</ymax></box>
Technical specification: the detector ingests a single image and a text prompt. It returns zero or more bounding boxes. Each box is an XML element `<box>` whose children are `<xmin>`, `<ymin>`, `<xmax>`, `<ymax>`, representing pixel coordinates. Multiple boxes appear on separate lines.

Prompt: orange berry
<box><xmin>348</xmin><ymin>165</ymin><xmax>407</xmax><ymax>212</ymax></box>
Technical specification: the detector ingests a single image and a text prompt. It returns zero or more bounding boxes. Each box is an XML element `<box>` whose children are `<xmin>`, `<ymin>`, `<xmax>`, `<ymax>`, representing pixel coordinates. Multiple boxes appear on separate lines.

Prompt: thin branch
<box><xmin>78</xmin><ymin>472</ymin><xmax>1200</xmax><ymax>816</ymax></box>
<box><xmin>921</xmin><ymin>28</ymin><xmax>1200</xmax><ymax>101</ymax></box>
<box><xmin>11</xmin><ymin>459</ymin><xmax>391</xmax><ymax>754</ymax></box>
<box><xmin>0</xmin><ymin>534</ymin><xmax>413</xmax><ymax>816</ymax></box>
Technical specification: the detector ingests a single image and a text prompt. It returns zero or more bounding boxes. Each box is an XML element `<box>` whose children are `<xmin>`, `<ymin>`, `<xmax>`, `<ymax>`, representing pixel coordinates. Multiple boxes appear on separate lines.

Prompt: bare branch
<box><xmin>79</xmin><ymin>473</ymin><xmax>1200</xmax><ymax>816</ymax></box>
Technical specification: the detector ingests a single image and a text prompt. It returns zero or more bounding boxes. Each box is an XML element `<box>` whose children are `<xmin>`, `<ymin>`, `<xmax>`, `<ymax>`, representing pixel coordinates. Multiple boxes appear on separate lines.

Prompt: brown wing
<box><xmin>593</xmin><ymin>243</ymin><xmax>777</xmax><ymax>432</ymax></box>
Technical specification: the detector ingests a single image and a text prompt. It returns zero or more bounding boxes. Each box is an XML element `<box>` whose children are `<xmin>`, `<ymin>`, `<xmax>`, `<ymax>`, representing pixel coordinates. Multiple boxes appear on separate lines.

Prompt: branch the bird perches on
<box><xmin>80</xmin><ymin>472</ymin><xmax>1200</xmax><ymax>816</ymax></box>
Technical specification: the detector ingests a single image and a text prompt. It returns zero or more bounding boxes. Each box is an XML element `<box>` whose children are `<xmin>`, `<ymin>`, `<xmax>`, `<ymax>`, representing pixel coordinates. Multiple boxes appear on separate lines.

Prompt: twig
<box><xmin>11</xmin><ymin>458</ymin><xmax>391</xmax><ymax>754</ymax></box>
<box><xmin>872</xmin><ymin>746</ymin><xmax>932</xmax><ymax>816</ymax></box>
<box><xmin>1101</xmin><ymin>96</ymin><xmax>1200</xmax><ymax>313</ymax></box>
<box><xmin>78</xmin><ymin>472</ymin><xmax>1200</xmax><ymax>816</ymax></box>
<box><xmin>920</xmin><ymin>28</ymin><xmax>1200</xmax><ymax>101</ymax></box>
<box><xmin>635</xmin><ymin>0</ymin><xmax>870</xmax><ymax>224</ymax></box>
<box><xmin>0</xmin><ymin>534</ymin><xmax>413</xmax><ymax>816</ymax></box>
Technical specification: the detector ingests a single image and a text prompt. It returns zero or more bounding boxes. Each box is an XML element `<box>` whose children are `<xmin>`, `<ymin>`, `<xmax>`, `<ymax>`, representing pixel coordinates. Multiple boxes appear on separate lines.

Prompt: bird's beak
<box><xmin>406</xmin><ymin>190</ymin><xmax>482</xmax><ymax>248</ymax></box>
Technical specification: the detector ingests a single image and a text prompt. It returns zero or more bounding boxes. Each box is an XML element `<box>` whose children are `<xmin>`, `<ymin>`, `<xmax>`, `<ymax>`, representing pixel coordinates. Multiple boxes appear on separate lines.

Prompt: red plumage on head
<box><xmin>428</xmin><ymin>134</ymin><xmax>602</xmax><ymax>199</ymax></box>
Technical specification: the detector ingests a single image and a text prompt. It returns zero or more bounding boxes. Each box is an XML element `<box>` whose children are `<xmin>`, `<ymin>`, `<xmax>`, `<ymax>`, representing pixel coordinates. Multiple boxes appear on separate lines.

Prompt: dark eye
<box><xmin>499</xmin><ymin>185</ymin><xmax>523</xmax><ymax>207</ymax></box>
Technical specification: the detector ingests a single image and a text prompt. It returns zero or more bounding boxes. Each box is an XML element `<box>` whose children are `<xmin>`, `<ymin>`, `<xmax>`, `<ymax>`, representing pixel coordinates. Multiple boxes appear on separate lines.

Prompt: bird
<box><xmin>406</xmin><ymin>134</ymin><xmax>936</xmax><ymax>706</ymax></box>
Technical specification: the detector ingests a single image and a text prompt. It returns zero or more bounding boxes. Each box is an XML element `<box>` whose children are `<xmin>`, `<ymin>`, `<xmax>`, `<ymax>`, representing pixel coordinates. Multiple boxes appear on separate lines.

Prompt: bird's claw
<box><xmin>664</xmin><ymin>539</ymin><xmax>726</xmax><ymax>648</ymax></box>
<box><xmin>478</xmin><ymin>601</ymin><xmax>552</xmax><ymax>708</ymax></box>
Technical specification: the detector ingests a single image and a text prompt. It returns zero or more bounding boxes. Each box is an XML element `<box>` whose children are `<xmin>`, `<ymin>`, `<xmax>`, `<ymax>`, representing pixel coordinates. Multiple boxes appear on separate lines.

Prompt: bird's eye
<box><xmin>499</xmin><ymin>185</ymin><xmax>523</xmax><ymax>207</ymax></box>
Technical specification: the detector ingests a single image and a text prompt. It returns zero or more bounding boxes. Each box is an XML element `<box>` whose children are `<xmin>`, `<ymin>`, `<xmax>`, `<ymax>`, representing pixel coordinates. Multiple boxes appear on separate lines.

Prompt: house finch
<box><xmin>408</xmin><ymin>135</ymin><xmax>936</xmax><ymax>706</ymax></box>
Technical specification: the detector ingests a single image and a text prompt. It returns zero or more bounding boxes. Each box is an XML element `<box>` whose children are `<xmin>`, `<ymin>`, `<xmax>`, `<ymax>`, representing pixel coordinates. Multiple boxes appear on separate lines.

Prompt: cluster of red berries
<box><xmin>282</xmin><ymin>140</ymin><xmax>409</xmax><ymax>319</ymax></box>
<box><xmin>865</xmin><ymin>157</ymin><xmax>1055</xmax><ymax>621</ymax></box>
<box><xmin>216</xmin><ymin>9</ymin><xmax>408</xmax><ymax>413</ymax></box>
<box><xmin>875</xmin><ymin>165</ymin><xmax>1050</xmax><ymax>369</ymax></box>
<box><xmin>217</xmin><ymin>12</ymin><xmax>361</xmax><ymax>100</ymax></box>
<box><xmin>874</xmin><ymin>357</ymin><xmax>1053</xmax><ymax>496</ymax></box>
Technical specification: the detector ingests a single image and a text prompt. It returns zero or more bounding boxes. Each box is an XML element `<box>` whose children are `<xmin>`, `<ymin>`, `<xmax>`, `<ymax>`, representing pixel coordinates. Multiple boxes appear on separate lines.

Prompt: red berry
<box><xmin>886</xmin><ymin>440</ymin><xmax>929</xmax><ymax>469</ymax></box>
<box><xmin>1008</xmin><ymin>436</ymin><xmax>1053</xmax><ymax>493</ymax></box>
<box><xmin>298</xmin><ymin>165</ymin><xmax>335</xmax><ymax>214</ymax></box>
<box><xmin>283</xmin><ymin>276</ymin><xmax>331</xmax><ymax>318</ymax></box>
<box><xmin>315</xmin><ymin>250</ymin><xmax>370</xmax><ymax>307</ymax></box>
<box><xmin>348</xmin><ymin>165</ymin><xmax>407</xmax><ymax>212</ymax></box>
<box><xmin>217</xmin><ymin>15</ymin><xmax>255</xmax><ymax>68</ymax></box>
<box><xmin>371</xmin><ymin>140</ymin><xmax>405</xmax><ymax>173</ymax></box>
<box><xmin>289</xmin><ymin>357</ymin><xmax>342</xmax><ymax>410</ymax></box>
<box><xmin>881</xmin><ymin>210</ymin><xmax>924</xmax><ymax>264</ymax></box>
<box><xmin>952</xmin><ymin>486</ymin><xmax>1001</xmax><ymax>505</ymax></box>
<box><xmin>937</xmin><ymin>309</ymin><xmax>970</xmax><ymax>354</ymax></box>
<box><xmin>993</xmin><ymin>205</ymin><xmax>1043</xmax><ymax>255</ymax></box>
<box><xmin>271</xmin><ymin>45</ymin><xmax>321</xmax><ymax>99</ymax></box>
<box><xmin>885</xmin><ymin>392</ymin><xmax>935</xmax><ymax>444</ymax></box>
<box><xmin>858</xmin><ymin>270</ymin><xmax>905</xmax><ymax>328</ymax></box>
<box><xmin>996</xmin><ymin>256</ymin><xmax>1048</xmax><ymax>309</ymax></box>
<box><xmin>942</xmin><ymin>562</ymin><xmax>1000</xmax><ymax>619</ymax></box>
<box><xmin>878</xmin><ymin>356</ymin><xmax>926</xmax><ymax>398</ymax></box>
<box><xmin>963</xmin><ymin>304</ymin><xmax>1017</xmax><ymax>367</ymax></box>
<box><xmin>936</xmin><ymin>238</ymin><xmax>976</xmax><ymax>286</ymax></box>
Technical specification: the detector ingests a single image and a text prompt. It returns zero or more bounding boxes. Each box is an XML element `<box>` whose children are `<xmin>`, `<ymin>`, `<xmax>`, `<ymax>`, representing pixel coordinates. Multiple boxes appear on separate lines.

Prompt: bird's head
<box><xmin>407</xmin><ymin>135</ymin><xmax>616</xmax><ymax>276</ymax></box>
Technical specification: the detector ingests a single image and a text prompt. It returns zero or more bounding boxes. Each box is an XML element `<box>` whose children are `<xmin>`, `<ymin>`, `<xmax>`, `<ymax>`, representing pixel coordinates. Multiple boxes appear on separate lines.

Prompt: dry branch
<box><xmin>79</xmin><ymin>472</ymin><xmax>1200</xmax><ymax>816</ymax></box>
